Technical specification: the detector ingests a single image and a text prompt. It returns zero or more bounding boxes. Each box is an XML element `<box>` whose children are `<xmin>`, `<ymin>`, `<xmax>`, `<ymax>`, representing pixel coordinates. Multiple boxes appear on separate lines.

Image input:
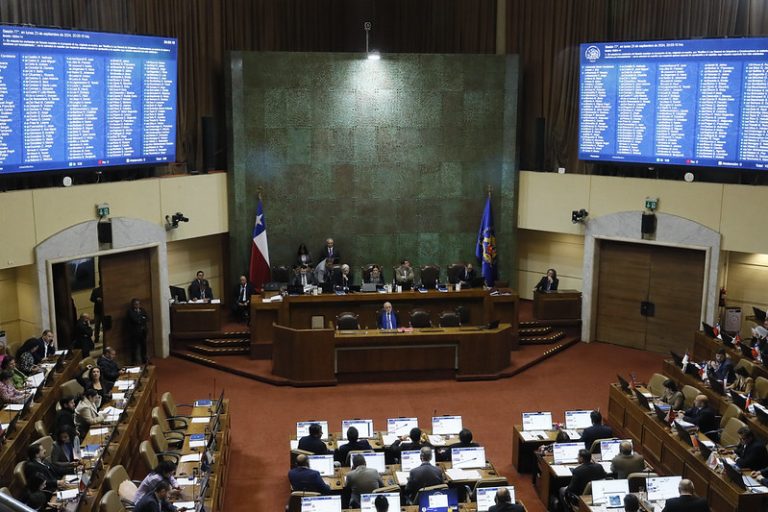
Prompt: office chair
<box><xmin>413</xmin><ymin>484</ymin><xmax>448</xmax><ymax>506</ymax></box>
<box><xmin>627</xmin><ymin>472</ymin><xmax>657</xmax><ymax>492</ymax></box>
<box><xmin>735</xmin><ymin>358</ymin><xmax>755</xmax><ymax>377</ymax></box>
<box><xmin>150</xmin><ymin>424</ymin><xmax>184</xmax><ymax>453</ymax></box>
<box><xmin>438</xmin><ymin>311</ymin><xmax>461</xmax><ymax>327</ymax></box>
<box><xmin>34</xmin><ymin>420</ymin><xmax>48</xmax><ymax>439</ymax></box>
<box><xmin>99</xmin><ymin>490</ymin><xmax>127</xmax><ymax>512</ymax></box>
<box><xmin>373</xmin><ymin>484</ymin><xmax>400</xmax><ymax>493</ymax></box>
<box><xmin>272</xmin><ymin>265</ymin><xmax>292</xmax><ymax>283</ymax></box>
<box><xmin>11</xmin><ymin>461</ymin><xmax>26</xmax><ymax>497</ymax></box>
<box><xmin>419</xmin><ymin>265</ymin><xmax>440</xmax><ymax>289</ymax></box>
<box><xmin>152</xmin><ymin>406</ymin><xmax>188</xmax><ymax>432</ymax></box>
<box><xmin>161</xmin><ymin>391</ymin><xmax>196</xmax><ymax>419</ymax></box>
<box><xmin>286</xmin><ymin>491</ymin><xmax>320</xmax><ymax>512</ymax></box>
<box><xmin>755</xmin><ymin>376</ymin><xmax>768</xmax><ymax>400</ymax></box>
<box><xmin>446</xmin><ymin>263</ymin><xmax>466</xmax><ymax>284</ymax></box>
<box><xmin>105</xmin><ymin>465</ymin><xmax>140</xmax><ymax>505</ymax></box>
<box><xmin>455</xmin><ymin>305</ymin><xmax>470</xmax><ymax>325</ymax></box>
<box><xmin>719</xmin><ymin>417</ymin><xmax>747</xmax><ymax>447</ymax></box>
<box><xmin>0</xmin><ymin>487</ymin><xmax>9</xmax><ymax>496</ymax></box>
<box><xmin>590</xmin><ymin>438</ymin><xmax>616</xmax><ymax>454</ymax></box>
<box><xmin>647</xmin><ymin>373</ymin><xmax>667</xmax><ymax>397</ymax></box>
<box><xmin>79</xmin><ymin>357</ymin><xmax>97</xmax><ymax>371</ymax></box>
<box><xmin>409</xmin><ymin>309</ymin><xmax>432</xmax><ymax>328</ymax></box>
<box><xmin>139</xmin><ymin>440</ymin><xmax>179</xmax><ymax>472</ymax></box>
<box><xmin>681</xmin><ymin>384</ymin><xmax>701</xmax><ymax>409</ymax></box>
<box><xmin>31</xmin><ymin>435</ymin><xmax>53</xmax><ymax>456</ymax></box>
<box><xmin>336</xmin><ymin>312</ymin><xmax>360</xmax><ymax>330</ymax></box>
<box><xmin>60</xmin><ymin>378</ymin><xmax>85</xmax><ymax>398</ymax></box>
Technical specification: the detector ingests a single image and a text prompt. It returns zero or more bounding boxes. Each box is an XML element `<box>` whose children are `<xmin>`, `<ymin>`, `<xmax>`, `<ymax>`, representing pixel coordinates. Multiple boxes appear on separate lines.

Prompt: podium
<box><xmin>533</xmin><ymin>290</ymin><xmax>581</xmax><ymax>321</ymax></box>
<box><xmin>170</xmin><ymin>302</ymin><xmax>222</xmax><ymax>335</ymax></box>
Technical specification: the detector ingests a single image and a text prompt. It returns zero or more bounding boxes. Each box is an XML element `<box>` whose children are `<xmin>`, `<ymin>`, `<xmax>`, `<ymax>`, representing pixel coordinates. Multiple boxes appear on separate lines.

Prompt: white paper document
<box><xmin>381</xmin><ymin>434</ymin><xmax>399</xmax><ymax>446</ymax></box>
<box><xmin>427</xmin><ymin>435</ymin><xmax>446</xmax><ymax>446</ymax></box>
<box><xmin>3</xmin><ymin>404</ymin><xmax>24</xmax><ymax>411</ymax></box>
<box><xmin>180</xmin><ymin>453</ymin><xmax>203</xmax><ymax>463</ymax></box>
<box><xmin>173</xmin><ymin>501</ymin><xmax>195</xmax><ymax>509</ymax></box>
<box><xmin>290</xmin><ymin>440</ymin><xmax>298</xmax><ymax>450</ymax></box>
<box><xmin>89</xmin><ymin>427</ymin><xmax>110</xmax><ymax>436</ymax></box>
<box><xmin>189</xmin><ymin>440</ymin><xmax>206</xmax><ymax>448</ymax></box>
<box><xmin>551</xmin><ymin>465</ymin><xmax>575</xmax><ymax>477</ymax></box>
<box><xmin>125</xmin><ymin>367</ymin><xmax>142</xmax><ymax>374</ymax></box>
<box><xmin>57</xmin><ymin>489</ymin><xmax>79</xmax><ymax>500</ymax></box>
<box><xmin>191</xmin><ymin>417</ymin><xmax>210</xmax><ymax>424</ymax></box>
<box><xmin>445</xmin><ymin>468</ymin><xmax>481</xmax><ymax>481</ymax></box>
<box><xmin>114</xmin><ymin>380</ymin><xmax>135</xmax><ymax>390</ymax></box>
<box><xmin>520</xmin><ymin>430</ymin><xmax>548</xmax><ymax>441</ymax></box>
<box><xmin>395</xmin><ymin>471</ymin><xmax>410</xmax><ymax>486</ymax></box>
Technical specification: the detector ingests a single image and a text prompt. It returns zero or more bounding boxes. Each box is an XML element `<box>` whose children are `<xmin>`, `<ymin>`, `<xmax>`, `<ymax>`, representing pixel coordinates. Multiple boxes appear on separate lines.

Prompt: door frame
<box><xmin>34</xmin><ymin>218</ymin><xmax>170</xmax><ymax>357</ymax></box>
<box><xmin>582</xmin><ymin>211</ymin><xmax>721</xmax><ymax>343</ymax></box>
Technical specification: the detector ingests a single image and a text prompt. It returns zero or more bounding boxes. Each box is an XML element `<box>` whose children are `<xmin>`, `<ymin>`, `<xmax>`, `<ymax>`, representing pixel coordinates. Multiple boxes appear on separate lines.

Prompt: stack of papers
<box><xmin>550</xmin><ymin>465</ymin><xmax>574</xmax><ymax>477</ymax></box>
<box><xmin>114</xmin><ymin>380</ymin><xmax>135</xmax><ymax>390</ymax></box>
<box><xmin>3</xmin><ymin>404</ymin><xmax>24</xmax><ymax>412</ymax></box>
<box><xmin>56</xmin><ymin>489</ymin><xmax>79</xmax><ymax>501</ymax></box>
<box><xmin>395</xmin><ymin>471</ymin><xmax>409</xmax><ymax>485</ymax></box>
<box><xmin>445</xmin><ymin>468</ymin><xmax>481</xmax><ymax>480</ymax></box>
<box><xmin>125</xmin><ymin>367</ymin><xmax>142</xmax><ymax>374</ymax></box>
<box><xmin>180</xmin><ymin>453</ymin><xmax>203</xmax><ymax>463</ymax></box>
<box><xmin>191</xmin><ymin>417</ymin><xmax>210</xmax><ymax>424</ymax></box>
<box><xmin>520</xmin><ymin>430</ymin><xmax>548</xmax><ymax>441</ymax></box>
<box><xmin>427</xmin><ymin>435</ymin><xmax>447</xmax><ymax>446</ymax></box>
<box><xmin>102</xmin><ymin>406</ymin><xmax>123</xmax><ymax>422</ymax></box>
<box><xmin>28</xmin><ymin>373</ymin><xmax>45</xmax><ymax>387</ymax></box>
<box><xmin>111</xmin><ymin>392</ymin><xmax>126</xmax><ymax>401</ymax></box>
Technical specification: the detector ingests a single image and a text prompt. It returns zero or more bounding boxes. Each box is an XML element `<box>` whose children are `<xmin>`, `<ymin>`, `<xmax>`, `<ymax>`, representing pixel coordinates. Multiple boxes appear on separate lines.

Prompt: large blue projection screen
<box><xmin>0</xmin><ymin>26</ymin><xmax>177</xmax><ymax>174</ymax></box>
<box><xmin>579</xmin><ymin>38</ymin><xmax>768</xmax><ymax>170</ymax></box>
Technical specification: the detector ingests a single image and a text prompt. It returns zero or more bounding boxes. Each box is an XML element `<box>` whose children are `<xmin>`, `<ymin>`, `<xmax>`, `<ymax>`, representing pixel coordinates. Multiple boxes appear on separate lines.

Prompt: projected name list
<box><xmin>579</xmin><ymin>39</ymin><xmax>768</xmax><ymax>170</ymax></box>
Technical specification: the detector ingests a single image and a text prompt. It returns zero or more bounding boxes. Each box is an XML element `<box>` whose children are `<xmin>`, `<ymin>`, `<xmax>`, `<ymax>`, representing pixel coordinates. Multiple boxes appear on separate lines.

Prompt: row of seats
<box><xmin>274</xmin><ymin>263</ymin><xmax>477</xmax><ymax>287</ymax></box>
<box><xmin>336</xmin><ymin>308</ymin><xmax>466</xmax><ymax>329</ymax></box>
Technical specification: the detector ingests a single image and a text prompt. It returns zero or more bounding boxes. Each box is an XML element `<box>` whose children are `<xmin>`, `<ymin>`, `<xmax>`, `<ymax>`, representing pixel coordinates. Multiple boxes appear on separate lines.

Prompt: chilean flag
<box><xmin>249</xmin><ymin>199</ymin><xmax>270</xmax><ymax>291</ymax></box>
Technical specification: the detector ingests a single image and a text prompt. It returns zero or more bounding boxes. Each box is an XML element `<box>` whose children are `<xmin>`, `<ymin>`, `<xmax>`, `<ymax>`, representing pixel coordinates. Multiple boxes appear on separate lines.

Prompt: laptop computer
<box><xmin>476</xmin><ymin>486</ymin><xmax>515</xmax><ymax>512</ymax></box>
<box><xmin>417</xmin><ymin>487</ymin><xmax>458</xmax><ymax>512</ymax></box>
<box><xmin>592</xmin><ymin>479</ymin><xmax>629</xmax><ymax>504</ymax></box>
<box><xmin>721</xmin><ymin>458</ymin><xmax>761</xmax><ymax>489</ymax></box>
<box><xmin>702</xmin><ymin>322</ymin><xmax>717</xmax><ymax>339</ymax></box>
<box><xmin>646</xmin><ymin>476</ymin><xmax>682</xmax><ymax>502</ymax></box>
<box><xmin>360</xmin><ymin>493</ymin><xmax>400</xmax><ymax>512</ymax></box>
<box><xmin>731</xmin><ymin>392</ymin><xmax>748</xmax><ymax>411</ymax></box>
<box><xmin>301</xmin><ymin>495</ymin><xmax>341</xmax><ymax>512</ymax></box>
<box><xmin>599</xmin><ymin>439</ymin><xmax>631</xmax><ymax>461</ymax></box>
<box><xmin>754</xmin><ymin>403</ymin><xmax>768</xmax><ymax>424</ymax></box>
<box><xmin>754</xmin><ymin>307</ymin><xmax>767</xmax><ymax>325</ymax></box>
<box><xmin>698</xmin><ymin>440</ymin><xmax>714</xmax><ymax>461</ymax></box>
<box><xmin>673</xmin><ymin>421</ymin><xmax>694</xmax><ymax>447</ymax></box>
<box><xmin>653</xmin><ymin>403</ymin><xmax>671</xmax><ymax>423</ymax></box>
<box><xmin>709</xmin><ymin>377</ymin><xmax>726</xmax><ymax>395</ymax></box>
<box><xmin>565</xmin><ymin>410</ymin><xmax>593</xmax><ymax>430</ymax></box>
<box><xmin>670</xmin><ymin>351</ymin><xmax>684</xmax><ymax>367</ymax></box>
<box><xmin>360</xmin><ymin>282</ymin><xmax>377</xmax><ymax>292</ymax></box>
<box><xmin>617</xmin><ymin>374</ymin><xmax>631</xmax><ymax>394</ymax></box>
<box><xmin>633</xmin><ymin>388</ymin><xmax>653</xmax><ymax>411</ymax></box>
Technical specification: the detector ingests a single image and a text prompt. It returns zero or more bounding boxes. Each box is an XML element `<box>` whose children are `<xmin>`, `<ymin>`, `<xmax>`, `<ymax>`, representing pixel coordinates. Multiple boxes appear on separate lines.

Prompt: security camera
<box><xmin>571</xmin><ymin>209</ymin><xmax>589</xmax><ymax>224</ymax></box>
<box><xmin>165</xmin><ymin>212</ymin><xmax>190</xmax><ymax>230</ymax></box>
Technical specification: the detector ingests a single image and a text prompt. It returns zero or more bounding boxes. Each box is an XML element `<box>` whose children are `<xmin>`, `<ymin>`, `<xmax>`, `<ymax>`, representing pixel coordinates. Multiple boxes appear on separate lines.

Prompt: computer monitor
<box><xmin>360</xmin><ymin>493</ymin><xmax>400</xmax><ymax>512</ymax></box>
<box><xmin>646</xmin><ymin>476</ymin><xmax>682</xmax><ymax>502</ymax></box>
<box><xmin>553</xmin><ymin>442</ymin><xmax>583</xmax><ymax>464</ymax></box>
<box><xmin>417</xmin><ymin>487</ymin><xmax>458</xmax><ymax>512</ymax></box>
<box><xmin>301</xmin><ymin>495</ymin><xmax>342</xmax><ymax>512</ymax></box>
<box><xmin>432</xmin><ymin>415</ymin><xmax>462</xmax><ymax>435</ymax></box>
<box><xmin>387</xmin><ymin>417</ymin><xmax>418</xmax><ymax>435</ymax></box>
<box><xmin>351</xmin><ymin>451</ymin><xmax>386</xmax><ymax>473</ymax></box>
<box><xmin>451</xmin><ymin>446</ymin><xmax>486</xmax><ymax>469</ymax></box>
<box><xmin>307</xmin><ymin>455</ymin><xmax>335</xmax><ymax>477</ymax></box>
<box><xmin>342</xmin><ymin>419</ymin><xmax>374</xmax><ymax>439</ymax></box>
<box><xmin>592</xmin><ymin>479</ymin><xmax>630</xmax><ymax>503</ymax></box>
<box><xmin>296</xmin><ymin>420</ymin><xmax>329</xmax><ymax>440</ymax></box>
<box><xmin>476</xmin><ymin>486</ymin><xmax>516</xmax><ymax>512</ymax></box>
<box><xmin>400</xmin><ymin>450</ymin><xmax>436</xmax><ymax>472</ymax></box>
<box><xmin>617</xmin><ymin>374</ymin><xmax>631</xmax><ymax>394</ymax></box>
<box><xmin>600</xmin><ymin>439</ymin><xmax>631</xmax><ymax>461</ymax></box>
<box><xmin>565</xmin><ymin>410</ymin><xmax>593</xmax><ymax>430</ymax></box>
<box><xmin>522</xmin><ymin>411</ymin><xmax>553</xmax><ymax>431</ymax></box>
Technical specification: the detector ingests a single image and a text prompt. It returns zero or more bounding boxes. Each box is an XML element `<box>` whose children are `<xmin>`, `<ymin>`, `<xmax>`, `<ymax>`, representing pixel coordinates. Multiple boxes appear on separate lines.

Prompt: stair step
<box><xmin>520</xmin><ymin>330</ymin><xmax>566</xmax><ymax>345</ymax></box>
<box><xmin>203</xmin><ymin>338</ymin><xmax>250</xmax><ymax>347</ymax></box>
<box><xmin>189</xmin><ymin>344</ymin><xmax>250</xmax><ymax>356</ymax></box>
<box><xmin>520</xmin><ymin>326</ymin><xmax>552</xmax><ymax>336</ymax></box>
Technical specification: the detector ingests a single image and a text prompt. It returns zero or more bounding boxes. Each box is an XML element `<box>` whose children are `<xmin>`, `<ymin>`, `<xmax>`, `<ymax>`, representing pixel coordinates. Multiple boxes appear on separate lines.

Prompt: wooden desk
<box><xmin>272</xmin><ymin>324</ymin><xmax>514</xmax><ymax>385</ymax></box>
<box><xmin>533</xmin><ymin>290</ymin><xmax>582</xmax><ymax>321</ymax></box>
<box><xmin>170</xmin><ymin>302</ymin><xmax>222</xmax><ymax>336</ymax></box>
<box><xmin>692</xmin><ymin>331</ymin><xmax>768</xmax><ymax>382</ymax></box>
<box><xmin>511</xmin><ymin>425</ymin><xmax>559</xmax><ymax>473</ymax></box>
<box><xmin>252</xmin><ymin>289</ymin><xmax>519</xmax><ymax>359</ymax></box>
<box><xmin>607</xmin><ymin>383</ymin><xmax>767</xmax><ymax>512</ymax></box>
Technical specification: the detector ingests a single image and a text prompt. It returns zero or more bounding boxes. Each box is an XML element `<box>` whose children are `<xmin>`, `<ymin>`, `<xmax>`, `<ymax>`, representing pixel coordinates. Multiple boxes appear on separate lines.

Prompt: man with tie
<box><xmin>319</xmin><ymin>238</ymin><xmax>341</xmax><ymax>264</ymax></box>
<box><xmin>188</xmin><ymin>270</ymin><xmax>214</xmax><ymax>301</ymax></box>
<box><xmin>292</xmin><ymin>264</ymin><xmax>317</xmax><ymax>287</ymax></box>
<box><xmin>232</xmin><ymin>275</ymin><xmax>254</xmax><ymax>324</ymax></box>
<box><xmin>378</xmin><ymin>302</ymin><xmax>399</xmax><ymax>330</ymax></box>
<box><xmin>460</xmin><ymin>263</ymin><xmax>476</xmax><ymax>287</ymax></box>
<box><xmin>395</xmin><ymin>259</ymin><xmax>414</xmax><ymax>289</ymax></box>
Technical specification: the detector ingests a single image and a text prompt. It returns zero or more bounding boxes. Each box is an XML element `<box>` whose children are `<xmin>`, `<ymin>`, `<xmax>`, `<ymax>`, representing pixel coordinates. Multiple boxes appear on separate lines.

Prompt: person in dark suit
<box><xmin>50</xmin><ymin>426</ymin><xmax>79</xmax><ymax>475</ymax></box>
<box><xmin>97</xmin><ymin>347</ymin><xmax>125</xmax><ymax>383</ymax></box>
<box><xmin>395</xmin><ymin>260</ymin><xmax>414</xmax><ymax>289</ymax></box>
<box><xmin>378</xmin><ymin>302</ymin><xmax>399</xmax><ymax>329</ymax></box>
<box><xmin>232</xmin><ymin>275</ymin><xmax>255</xmax><ymax>323</ymax></box>
<box><xmin>534</xmin><ymin>268</ymin><xmax>559</xmax><ymax>292</ymax></box>
<box><xmin>661</xmin><ymin>479</ymin><xmax>710</xmax><ymax>512</ymax></box>
<box><xmin>735</xmin><ymin>427</ymin><xmax>768</xmax><ymax>470</ymax></box>
<box><xmin>405</xmin><ymin>447</ymin><xmax>444</xmax><ymax>503</ymax></box>
<box><xmin>488</xmin><ymin>487</ymin><xmax>524</xmax><ymax>512</ymax></box>
<box><xmin>581</xmin><ymin>410</ymin><xmax>613</xmax><ymax>450</ymax></box>
<box><xmin>683</xmin><ymin>395</ymin><xmax>718</xmax><ymax>437</ymax></box>
<box><xmin>90</xmin><ymin>284</ymin><xmax>104</xmax><ymax>344</ymax></box>
<box><xmin>188</xmin><ymin>270</ymin><xmax>213</xmax><ymax>301</ymax></box>
<box><xmin>288</xmin><ymin>454</ymin><xmax>331</xmax><ymax>494</ymax></box>
<box><xmin>134</xmin><ymin>480</ymin><xmax>188</xmax><ymax>512</ymax></box>
<box><xmin>560</xmin><ymin>449</ymin><xmax>606</xmax><ymax>511</ymax></box>
<box><xmin>126</xmin><ymin>298</ymin><xmax>149</xmax><ymax>365</ymax></box>
<box><xmin>624</xmin><ymin>494</ymin><xmax>640</xmax><ymax>512</ymax></box>
<box><xmin>610</xmin><ymin>441</ymin><xmax>645</xmax><ymax>478</ymax></box>
<box><xmin>366</xmin><ymin>265</ymin><xmax>385</xmax><ymax>285</ymax></box>
<box><xmin>55</xmin><ymin>396</ymin><xmax>77</xmax><ymax>434</ymax></box>
<box><xmin>345</xmin><ymin>453</ymin><xmax>383</xmax><ymax>508</ymax></box>
<box><xmin>24</xmin><ymin>444</ymin><xmax>66</xmax><ymax>491</ymax></box>
<box><xmin>292</xmin><ymin>265</ymin><xmax>317</xmax><ymax>287</ymax></box>
<box><xmin>319</xmin><ymin>238</ymin><xmax>341</xmax><ymax>264</ymax></box>
<box><xmin>374</xmin><ymin>495</ymin><xmax>390</xmax><ymax>512</ymax></box>
<box><xmin>335</xmin><ymin>426</ymin><xmax>373</xmax><ymax>465</ymax></box>
<box><xmin>459</xmin><ymin>263</ymin><xmax>476</xmax><ymax>288</ymax></box>
<box><xmin>708</xmin><ymin>348</ymin><xmax>735</xmax><ymax>384</ymax></box>
<box><xmin>438</xmin><ymin>427</ymin><xmax>479</xmax><ymax>462</ymax></box>
<box><xmin>390</xmin><ymin>427</ymin><xmax>430</xmax><ymax>457</ymax></box>
<box><xmin>333</xmin><ymin>264</ymin><xmax>352</xmax><ymax>290</ymax></box>
<box><xmin>297</xmin><ymin>423</ymin><xmax>329</xmax><ymax>455</ymax></box>
<box><xmin>72</xmin><ymin>313</ymin><xmax>94</xmax><ymax>357</ymax></box>
<box><xmin>296</xmin><ymin>243</ymin><xmax>313</xmax><ymax>266</ymax></box>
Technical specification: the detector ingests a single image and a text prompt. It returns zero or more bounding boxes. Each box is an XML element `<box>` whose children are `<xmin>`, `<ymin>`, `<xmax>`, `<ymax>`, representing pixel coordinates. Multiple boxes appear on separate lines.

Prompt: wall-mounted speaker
<box><xmin>641</xmin><ymin>213</ymin><xmax>656</xmax><ymax>235</ymax></box>
<box><xmin>97</xmin><ymin>221</ymin><xmax>112</xmax><ymax>244</ymax></box>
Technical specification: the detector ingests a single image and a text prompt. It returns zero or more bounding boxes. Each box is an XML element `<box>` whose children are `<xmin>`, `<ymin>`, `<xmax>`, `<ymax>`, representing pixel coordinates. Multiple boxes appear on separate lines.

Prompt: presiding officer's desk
<box><xmin>273</xmin><ymin>324</ymin><xmax>514</xmax><ymax>385</ymax></box>
<box><xmin>533</xmin><ymin>290</ymin><xmax>581</xmax><ymax>321</ymax></box>
<box><xmin>170</xmin><ymin>301</ymin><xmax>223</xmax><ymax>336</ymax></box>
<box><xmin>607</xmin><ymin>383</ymin><xmax>768</xmax><ymax>512</ymax></box>
<box><xmin>252</xmin><ymin>288</ymin><xmax>519</xmax><ymax>359</ymax></box>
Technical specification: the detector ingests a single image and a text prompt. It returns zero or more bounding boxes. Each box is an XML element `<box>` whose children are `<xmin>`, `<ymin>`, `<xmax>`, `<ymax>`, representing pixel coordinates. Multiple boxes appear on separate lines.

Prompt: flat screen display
<box><xmin>0</xmin><ymin>25</ymin><xmax>177</xmax><ymax>174</ymax></box>
<box><xmin>432</xmin><ymin>415</ymin><xmax>462</xmax><ymax>435</ymax></box>
<box><xmin>451</xmin><ymin>446</ymin><xmax>486</xmax><ymax>469</ymax></box>
<box><xmin>647</xmin><ymin>476</ymin><xmax>682</xmax><ymax>501</ymax></box>
<box><xmin>307</xmin><ymin>455</ymin><xmax>334</xmax><ymax>477</ymax></box>
<box><xmin>476</xmin><ymin>486</ymin><xmax>516</xmax><ymax>512</ymax></box>
<box><xmin>553</xmin><ymin>442</ymin><xmax>582</xmax><ymax>464</ymax></box>
<box><xmin>301</xmin><ymin>495</ymin><xmax>341</xmax><ymax>512</ymax></box>
<box><xmin>400</xmin><ymin>450</ymin><xmax>436</xmax><ymax>472</ymax></box>
<box><xmin>600</xmin><ymin>439</ymin><xmax>632</xmax><ymax>461</ymax></box>
<box><xmin>342</xmin><ymin>419</ymin><xmax>374</xmax><ymax>438</ymax></box>
<box><xmin>296</xmin><ymin>420</ymin><xmax>329</xmax><ymax>440</ymax></box>
<box><xmin>565</xmin><ymin>410</ymin><xmax>593</xmax><ymax>430</ymax></box>
<box><xmin>387</xmin><ymin>417</ymin><xmax>418</xmax><ymax>435</ymax></box>
<box><xmin>360</xmin><ymin>493</ymin><xmax>400</xmax><ymax>512</ymax></box>
<box><xmin>522</xmin><ymin>411</ymin><xmax>552</xmax><ymax>431</ymax></box>
<box><xmin>579</xmin><ymin>38</ymin><xmax>768</xmax><ymax>170</ymax></box>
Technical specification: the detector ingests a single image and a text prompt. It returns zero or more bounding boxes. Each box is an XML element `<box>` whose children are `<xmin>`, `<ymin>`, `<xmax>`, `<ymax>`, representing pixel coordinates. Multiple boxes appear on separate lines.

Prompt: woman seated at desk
<box><xmin>534</xmin><ymin>268</ymin><xmax>558</xmax><ymax>292</ymax></box>
<box><xmin>660</xmin><ymin>379</ymin><xmax>684</xmax><ymax>410</ymax></box>
<box><xmin>727</xmin><ymin>366</ymin><xmax>754</xmax><ymax>396</ymax></box>
<box><xmin>77</xmin><ymin>366</ymin><xmax>113</xmax><ymax>404</ymax></box>
<box><xmin>0</xmin><ymin>369</ymin><xmax>29</xmax><ymax>404</ymax></box>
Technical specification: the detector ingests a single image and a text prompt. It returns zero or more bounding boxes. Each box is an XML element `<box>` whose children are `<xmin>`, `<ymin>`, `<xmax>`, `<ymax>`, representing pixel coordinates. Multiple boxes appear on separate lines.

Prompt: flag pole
<box><xmin>487</xmin><ymin>185</ymin><xmax>492</xmax><ymax>198</ymax></box>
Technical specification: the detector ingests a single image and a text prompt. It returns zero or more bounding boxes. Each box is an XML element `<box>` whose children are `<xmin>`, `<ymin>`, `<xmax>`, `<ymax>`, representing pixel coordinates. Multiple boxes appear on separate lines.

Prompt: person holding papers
<box><xmin>50</xmin><ymin>426</ymin><xmax>80</xmax><ymax>475</ymax></box>
<box><xmin>682</xmin><ymin>395</ymin><xmax>718</xmax><ymax>438</ymax></box>
<box><xmin>288</xmin><ymin>454</ymin><xmax>331</xmax><ymax>494</ymax></box>
<box><xmin>1</xmin><ymin>356</ymin><xmax>28</xmax><ymax>390</ymax></box>
<box><xmin>24</xmin><ymin>443</ymin><xmax>67</xmax><ymax>491</ymax></box>
<box><xmin>735</xmin><ymin>427</ymin><xmax>768</xmax><ymax>470</ymax></box>
<box><xmin>377</xmin><ymin>302</ymin><xmax>399</xmax><ymax>330</ymax></box>
<box><xmin>0</xmin><ymin>370</ymin><xmax>28</xmax><ymax>404</ymax></box>
<box><xmin>560</xmin><ymin>449</ymin><xmax>606</xmax><ymax>511</ymax></box>
<box><xmin>97</xmin><ymin>347</ymin><xmax>125</xmax><ymax>383</ymax></box>
<box><xmin>297</xmin><ymin>423</ymin><xmax>329</xmax><ymax>455</ymax></box>
<box><xmin>610</xmin><ymin>441</ymin><xmax>645</xmax><ymax>478</ymax></box>
<box><xmin>660</xmin><ymin>379</ymin><xmax>684</xmax><ymax>411</ymax></box>
<box><xmin>660</xmin><ymin>479</ymin><xmax>710</xmax><ymax>512</ymax></box>
<box><xmin>335</xmin><ymin>426</ymin><xmax>372</xmax><ymax>465</ymax></box>
<box><xmin>75</xmin><ymin>389</ymin><xmax>107</xmax><ymax>438</ymax></box>
<box><xmin>345</xmin><ymin>453</ymin><xmax>383</xmax><ymax>508</ymax></box>
<box><xmin>488</xmin><ymin>487</ymin><xmax>524</xmax><ymax>512</ymax></box>
<box><xmin>580</xmin><ymin>410</ymin><xmax>613</xmax><ymax>451</ymax></box>
<box><xmin>134</xmin><ymin>461</ymin><xmax>182</xmax><ymax>505</ymax></box>
<box><xmin>405</xmin><ymin>447</ymin><xmax>444</xmax><ymax>504</ymax></box>
<box><xmin>134</xmin><ymin>480</ymin><xmax>188</xmax><ymax>512</ymax></box>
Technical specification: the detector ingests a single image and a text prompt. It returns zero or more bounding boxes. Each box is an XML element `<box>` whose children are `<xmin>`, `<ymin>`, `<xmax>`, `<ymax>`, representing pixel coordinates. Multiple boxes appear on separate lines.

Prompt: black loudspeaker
<box><xmin>97</xmin><ymin>221</ymin><xmax>112</xmax><ymax>244</ymax></box>
<box><xmin>641</xmin><ymin>213</ymin><xmax>657</xmax><ymax>235</ymax></box>
<box><xmin>534</xmin><ymin>117</ymin><xmax>546</xmax><ymax>170</ymax></box>
<box><xmin>202</xmin><ymin>116</ymin><xmax>217</xmax><ymax>172</ymax></box>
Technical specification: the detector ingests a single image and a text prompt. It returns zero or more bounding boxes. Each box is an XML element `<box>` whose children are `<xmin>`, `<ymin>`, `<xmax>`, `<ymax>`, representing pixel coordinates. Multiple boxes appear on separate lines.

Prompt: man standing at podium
<box><xmin>189</xmin><ymin>270</ymin><xmax>213</xmax><ymax>301</ymax></box>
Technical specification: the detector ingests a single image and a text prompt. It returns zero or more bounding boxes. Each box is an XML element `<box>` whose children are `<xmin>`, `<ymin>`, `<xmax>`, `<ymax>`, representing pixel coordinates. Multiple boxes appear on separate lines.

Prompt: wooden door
<box><xmin>100</xmin><ymin>249</ymin><xmax>153</xmax><ymax>360</ymax></box>
<box><xmin>595</xmin><ymin>240</ymin><xmax>705</xmax><ymax>353</ymax></box>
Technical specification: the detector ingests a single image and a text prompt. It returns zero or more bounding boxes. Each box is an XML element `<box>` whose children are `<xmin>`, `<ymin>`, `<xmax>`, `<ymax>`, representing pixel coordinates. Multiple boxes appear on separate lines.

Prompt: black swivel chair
<box><xmin>336</xmin><ymin>312</ymin><xmax>360</xmax><ymax>330</ymax></box>
<box><xmin>409</xmin><ymin>309</ymin><xmax>432</xmax><ymax>328</ymax></box>
<box><xmin>419</xmin><ymin>265</ymin><xmax>440</xmax><ymax>289</ymax></box>
<box><xmin>438</xmin><ymin>311</ymin><xmax>461</xmax><ymax>327</ymax></box>
<box><xmin>446</xmin><ymin>263</ymin><xmax>466</xmax><ymax>285</ymax></box>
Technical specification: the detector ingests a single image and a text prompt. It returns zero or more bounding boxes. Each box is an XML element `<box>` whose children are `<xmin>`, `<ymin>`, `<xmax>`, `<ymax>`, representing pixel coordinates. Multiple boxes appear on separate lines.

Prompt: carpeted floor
<box><xmin>153</xmin><ymin>340</ymin><xmax>665</xmax><ymax>511</ymax></box>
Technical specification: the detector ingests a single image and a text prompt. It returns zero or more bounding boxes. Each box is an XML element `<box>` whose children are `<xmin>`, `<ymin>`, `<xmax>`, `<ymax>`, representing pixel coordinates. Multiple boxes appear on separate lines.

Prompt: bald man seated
<box><xmin>488</xmin><ymin>487</ymin><xmax>524</xmax><ymax>512</ymax></box>
<box><xmin>377</xmin><ymin>302</ymin><xmax>399</xmax><ymax>329</ymax></box>
<box><xmin>682</xmin><ymin>395</ymin><xmax>718</xmax><ymax>438</ymax></box>
<box><xmin>610</xmin><ymin>441</ymin><xmax>645</xmax><ymax>479</ymax></box>
<box><xmin>288</xmin><ymin>454</ymin><xmax>331</xmax><ymax>494</ymax></box>
<box><xmin>661</xmin><ymin>479</ymin><xmax>710</xmax><ymax>512</ymax></box>
<box><xmin>405</xmin><ymin>447</ymin><xmax>444</xmax><ymax>503</ymax></box>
